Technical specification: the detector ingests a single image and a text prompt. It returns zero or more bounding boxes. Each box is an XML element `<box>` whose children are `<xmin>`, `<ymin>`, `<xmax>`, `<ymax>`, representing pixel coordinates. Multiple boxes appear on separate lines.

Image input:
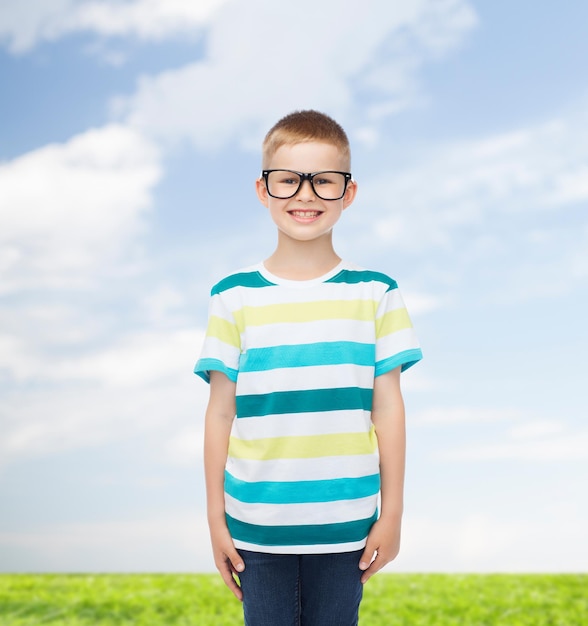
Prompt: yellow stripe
<box><xmin>376</xmin><ymin>308</ymin><xmax>412</xmax><ymax>338</ymax></box>
<box><xmin>233</xmin><ymin>300</ymin><xmax>378</xmax><ymax>331</ymax></box>
<box><xmin>206</xmin><ymin>315</ymin><xmax>241</xmax><ymax>348</ymax></box>
<box><xmin>228</xmin><ymin>426</ymin><xmax>378</xmax><ymax>460</ymax></box>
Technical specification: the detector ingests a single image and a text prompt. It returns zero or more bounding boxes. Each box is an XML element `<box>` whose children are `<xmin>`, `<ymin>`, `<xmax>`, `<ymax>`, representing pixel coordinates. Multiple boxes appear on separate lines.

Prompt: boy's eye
<box><xmin>314</xmin><ymin>175</ymin><xmax>334</xmax><ymax>186</ymax></box>
<box><xmin>273</xmin><ymin>173</ymin><xmax>300</xmax><ymax>185</ymax></box>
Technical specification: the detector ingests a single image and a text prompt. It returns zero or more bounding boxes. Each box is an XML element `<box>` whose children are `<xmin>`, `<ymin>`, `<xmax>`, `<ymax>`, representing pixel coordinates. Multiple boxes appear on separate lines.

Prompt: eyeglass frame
<box><xmin>260</xmin><ymin>169</ymin><xmax>353</xmax><ymax>201</ymax></box>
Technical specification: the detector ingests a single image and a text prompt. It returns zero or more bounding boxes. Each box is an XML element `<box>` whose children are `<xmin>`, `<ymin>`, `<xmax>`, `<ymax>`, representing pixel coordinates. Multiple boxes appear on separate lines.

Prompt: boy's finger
<box><xmin>219</xmin><ymin>558</ymin><xmax>244</xmax><ymax>601</ymax></box>
<box><xmin>359</xmin><ymin>545</ymin><xmax>375</xmax><ymax>571</ymax></box>
<box><xmin>360</xmin><ymin>552</ymin><xmax>383</xmax><ymax>584</ymax></box>
<box><xmin>227</xmin><ymin>549</ymin><xmax>245</xmax><ymax>574</ymax></box>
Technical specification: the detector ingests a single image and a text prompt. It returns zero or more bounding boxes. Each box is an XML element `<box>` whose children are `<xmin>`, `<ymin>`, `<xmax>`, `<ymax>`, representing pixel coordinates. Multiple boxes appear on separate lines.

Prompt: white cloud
<box><xmin>0</xmin><ymin>124</ymin><xmax>162</xmax><ymax>293</ymax></box>
<box><xmin>411</xmin><ymin>407</ymin><xmax>588</xmax><ymax>462</ymax></box>
<box><xmin>49</xmin><ymin>328</ymin><xmax>204</xmax><ymax>387</ymax></box>
<box><xmin>0</xmin><ymin>0</ymin><xmax>229</xmax><ymax>54</ymax></box>
<box><xmin>340</xmin><ymin>101</ymin><xmax>588</xmax><ymax>304</ymax></box>
<box><xmin>0</xmin><ymin>333</ymin><xmax>38</xmax><ymax>382</ymax></box>
<box><xmin>363</xmin><ymin>112</ymin><xmax>588</xmax><ymax>255</ymax></box>
<box><xmin>0</xmin><ymin>0</ymin><xmax>70</xmax><ymax>54</ymax></box>
<box><xmin>141</xmin><ymin>285</ymin><xmax>187</xmax><ymax>325</ymax></box>
<box><xmin>508</xmin><ymin>223</ymin><xmax>588</xmax><ymax>299</ymax></box>
<box><xmin>432</xmin><ymin>413</ymin><xmax>588</xmax><ymax>462</ymax></box>
<box><xmin>118</xmin><ymin>0</ymin><xmax>477</xmax><ymax>150</ymax></box>
<box><xmin>508</xmin><ymin>420</ymin><xmax>564</xmax><ymax>440</ymax></box>
<box><xmin>443</xmin><ymin>431</ymin><xmax>588</xmax><ymax>462</ymax></box>
<box><xmin>402</xmin><ymin>291</ymin><xmax>445</xmax><ymax>316</ymax></box>
<box><xmin>163</xmin><ymin>427</ymin><xmax>204</xmax><ymax>467</ymax></box>
<box><xmin>0</xmin><ymin>327</ymin><xmax>208</xmax><ymax>465</ymax></box>
<box><xmin>63</xmin><ymin>0</ymin><xmax>227</xmax><ymax>39</ymax></box>
<box><xmin>400</xmin><ymin>368</ymin><xmax>434</xmax><ymax>393</ymax></box>
<box><xmin>414</xmin><ymin>406</ymin><xmax>523</xmax><ymax>425</ymax></box>
<box><xmin>396</xmin><ymin>512</ymin><xmax>588</xmax><ymax>572</ymax></box>
<box><xmin>0</xmin><ymin>513</ymin><xmax>214</xmax><ymax>572</ymax></box>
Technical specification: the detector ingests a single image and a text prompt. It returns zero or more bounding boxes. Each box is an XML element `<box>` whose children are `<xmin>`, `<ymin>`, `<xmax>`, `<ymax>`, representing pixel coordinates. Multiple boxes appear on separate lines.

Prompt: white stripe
<box><xmin>198</xmin><ymin>336</ymin><xmax>240</xmax><ymax>369</ymax></box>
<box><xmin>375</xmin><ymin>327</ymin><xmax>421</xmax><ymax>361</ymax></box>
<box><xmin>209</xmin><ymin>293</ymin><xmax>237</xmax><ymax>322</ymax></box>
<box><xmin>236</xmin><ymin>364</ymin><xmax>374</xmax><ymax>394</ymax></box>
<box><xmin>226</xmin><ymin>454</ymin><xmax>380</xmax><ymax>482</ymax></box>
<box><xmin>376</xmin><ymin>288</ymin><xmax>407</xmax><ymax>316</ymax></box>
<box><xmin>225</xmin><ymin>494</ymin><xmax>377</xmax><ymax>526</ymax></box>
<box><xmin>233</xmin><ymin>539</ymin><xmax>367</xmax><ymax>554</ymax></box>
<box><xmin>243</xmin><ymin>319</ymin><xmax>376</xmax><ymax>348</ymax></box>
<box><xmin>230</xmin><ymin>409</ymin><xmax>373</xmax><ymax>441</ymax></box>
<box><xmin>219</xmin><ymin>281</ymin><xmax>387</xmax><ymax>308</ymax></box>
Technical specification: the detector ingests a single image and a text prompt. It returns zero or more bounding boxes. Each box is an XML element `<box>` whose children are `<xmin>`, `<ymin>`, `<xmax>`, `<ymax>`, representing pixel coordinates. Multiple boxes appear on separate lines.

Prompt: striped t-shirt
<box><xmin>194</xmin><ymin>260</ymin><xmax>422</xmax><ymax>554</ymax></box>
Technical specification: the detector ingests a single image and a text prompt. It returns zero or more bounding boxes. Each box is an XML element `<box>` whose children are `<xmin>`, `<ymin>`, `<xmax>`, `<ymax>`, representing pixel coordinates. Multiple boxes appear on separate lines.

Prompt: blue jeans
<box><xmin>238</xmin><ymin>549</ymin><xmax>364</xmax><ymax>626</ymax></box>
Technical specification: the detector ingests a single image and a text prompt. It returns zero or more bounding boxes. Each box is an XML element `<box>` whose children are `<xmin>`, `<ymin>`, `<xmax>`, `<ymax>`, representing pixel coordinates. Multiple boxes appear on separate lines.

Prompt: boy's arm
<box><xmin>359</xmin><ymin>365</ymin><xmax>405</xmax><ymax>584</ymax></box>
<box><xmin>204</xmin><ymin>370</ymin><xmax>245</xmax><ymax>601</ymax></box>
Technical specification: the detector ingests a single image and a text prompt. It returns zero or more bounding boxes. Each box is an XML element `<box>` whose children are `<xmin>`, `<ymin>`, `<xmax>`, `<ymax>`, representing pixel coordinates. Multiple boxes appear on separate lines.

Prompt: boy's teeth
<box><xmin>292</xmin><ymin>210</ymin><xmax>319</xmax><ymax>217</ymax></box>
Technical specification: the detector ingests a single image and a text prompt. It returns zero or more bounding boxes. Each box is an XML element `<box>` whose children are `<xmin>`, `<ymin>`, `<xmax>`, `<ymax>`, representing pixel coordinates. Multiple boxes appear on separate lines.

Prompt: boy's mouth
<box><xmin>288</xmin><ymin>210</ymin><xmax>323</xmax><ymax>220</ymax></box>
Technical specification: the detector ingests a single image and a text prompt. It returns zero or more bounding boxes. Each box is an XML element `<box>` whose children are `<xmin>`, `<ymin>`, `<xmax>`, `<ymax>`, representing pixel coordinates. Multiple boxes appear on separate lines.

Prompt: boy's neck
<box><xmin>264</xmin><ymin>235</ymin><xmax>342</xmax><ymax>281</ymax></box>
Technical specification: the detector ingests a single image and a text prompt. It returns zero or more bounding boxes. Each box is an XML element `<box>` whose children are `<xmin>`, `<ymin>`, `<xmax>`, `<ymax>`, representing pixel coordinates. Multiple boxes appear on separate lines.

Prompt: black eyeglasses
<box><xmin>261</xmin><ymin>169</ymin><xmax>353</xmax><ymax>200</ymax></box>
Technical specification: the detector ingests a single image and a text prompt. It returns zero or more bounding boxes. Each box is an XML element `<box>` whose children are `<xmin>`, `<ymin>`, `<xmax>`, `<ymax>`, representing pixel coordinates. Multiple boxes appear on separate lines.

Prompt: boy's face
<box><xmin>256</xmin><ymin>141</ymin><xmax>357</xmax><ymax>245</ymax></box>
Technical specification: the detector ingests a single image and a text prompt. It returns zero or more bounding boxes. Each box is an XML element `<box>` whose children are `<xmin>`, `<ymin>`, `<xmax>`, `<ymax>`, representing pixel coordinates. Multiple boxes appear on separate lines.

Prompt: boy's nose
<box><xmin>296</xmin><ymin>179</ymin><xmax>316</xmax><ymax>200</ymax></box>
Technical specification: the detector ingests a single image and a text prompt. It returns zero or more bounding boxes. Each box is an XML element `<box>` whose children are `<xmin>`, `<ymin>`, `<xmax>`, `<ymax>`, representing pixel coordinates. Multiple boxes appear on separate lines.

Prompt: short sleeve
<box><xmin>374</xmin><ymin>283</ymin><xmax>422</xmax><ymax>376</ymax></box>
<box><xmin>194</xmin><ymin>290</ymin><xmax>241</xmax><ymax>384</ymax></box>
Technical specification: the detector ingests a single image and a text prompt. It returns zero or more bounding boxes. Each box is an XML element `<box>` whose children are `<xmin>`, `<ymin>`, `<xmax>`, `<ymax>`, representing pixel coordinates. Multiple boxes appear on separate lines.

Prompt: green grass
<box><xmin>0</xmin><ymin>574</ymin><xmax>586</xmax><ymax>625</ymax></box>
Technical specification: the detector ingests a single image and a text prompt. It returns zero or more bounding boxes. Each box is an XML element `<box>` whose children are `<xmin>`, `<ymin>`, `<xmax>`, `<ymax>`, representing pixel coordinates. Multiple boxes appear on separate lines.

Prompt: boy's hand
<box><xmin>210</xmin><ymin>524</ymin><xmax>245</xmax><ymax>601</ymax></box>
<box><xmin>358</xmin><ymin>517</ymin><xmax>401</xmax><ymax>584</ymax></box>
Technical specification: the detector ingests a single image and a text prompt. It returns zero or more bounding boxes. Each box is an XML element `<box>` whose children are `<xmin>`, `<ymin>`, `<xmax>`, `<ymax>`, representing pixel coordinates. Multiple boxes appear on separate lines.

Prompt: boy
<box><xmin>195</xmin><ymin>110</ymin><xmax>422</xmax><ymax>625</ymax></box>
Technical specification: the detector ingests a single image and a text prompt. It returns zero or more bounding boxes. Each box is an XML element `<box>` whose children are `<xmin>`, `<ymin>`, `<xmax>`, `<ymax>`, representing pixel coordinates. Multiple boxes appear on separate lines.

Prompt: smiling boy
<box><xmin>195</xmin><ymin>110</ymin><xmax>422</xmax><ymax>625</ymax></box>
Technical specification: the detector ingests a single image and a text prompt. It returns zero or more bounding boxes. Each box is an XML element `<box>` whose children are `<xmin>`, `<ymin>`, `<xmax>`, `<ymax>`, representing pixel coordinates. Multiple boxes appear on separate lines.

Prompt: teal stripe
<box><xmin>211</xmin><ymin>271</ymin><xmax>275</xmax><ymax>296</ymax></box>
<box><xmin>375</xmin><ymin>348</ymin><xmax>423</xmax><ymax>376</ymax></box>
<box><xmin>194</xmin><ymin>358</ymin><xmax>238</xmax><ymax>383</ymax></box>
<box><xmin>326</xmin><ymin>269</ymin><xmax>398</xmax><ymax>292</ymax></box>
<box><xmin>240</xmin><ymin>341</ymin><xmax>375</xmax><ymax>372</ymax></box>
<box><xmin>236</xmin><ymin>387</ymin><xmax>373</xmax><ymax>418</ymax></box>
<box><xmin>226</xmin><ymin>510</ymin><xmax>378</xmax><ymax>547</ymax></box>
<box><xmin>225</xmin><ymin>471</ymin><xmax>380</xmax><ymax>504</ymax></box>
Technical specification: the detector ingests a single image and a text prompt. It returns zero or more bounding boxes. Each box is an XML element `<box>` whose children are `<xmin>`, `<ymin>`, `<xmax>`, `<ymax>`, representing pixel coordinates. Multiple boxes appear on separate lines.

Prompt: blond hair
<box><xmin>262</xmin><ymin>110</ymin><xmax>351</xmax><ymax>169</ymax></box>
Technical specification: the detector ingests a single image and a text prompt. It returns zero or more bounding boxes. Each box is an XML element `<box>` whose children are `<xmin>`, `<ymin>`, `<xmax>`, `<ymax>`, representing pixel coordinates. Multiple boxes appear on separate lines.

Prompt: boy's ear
<box><xmin>256</xmin><ymin>177</ymin><xmax>270</xmax><ymax>207</ymax></box>
<box><xmin>342</xmin><ymin>179</ymin><xmax>358</xmax><ymax>209</ymax></box>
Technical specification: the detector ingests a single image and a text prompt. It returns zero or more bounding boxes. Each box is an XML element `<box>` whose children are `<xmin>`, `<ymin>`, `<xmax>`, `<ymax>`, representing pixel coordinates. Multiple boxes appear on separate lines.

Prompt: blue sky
<box><xmin>1</xmin><ymin>0</ymin><xmax>587</xmax><ymax>573</ymax></box>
